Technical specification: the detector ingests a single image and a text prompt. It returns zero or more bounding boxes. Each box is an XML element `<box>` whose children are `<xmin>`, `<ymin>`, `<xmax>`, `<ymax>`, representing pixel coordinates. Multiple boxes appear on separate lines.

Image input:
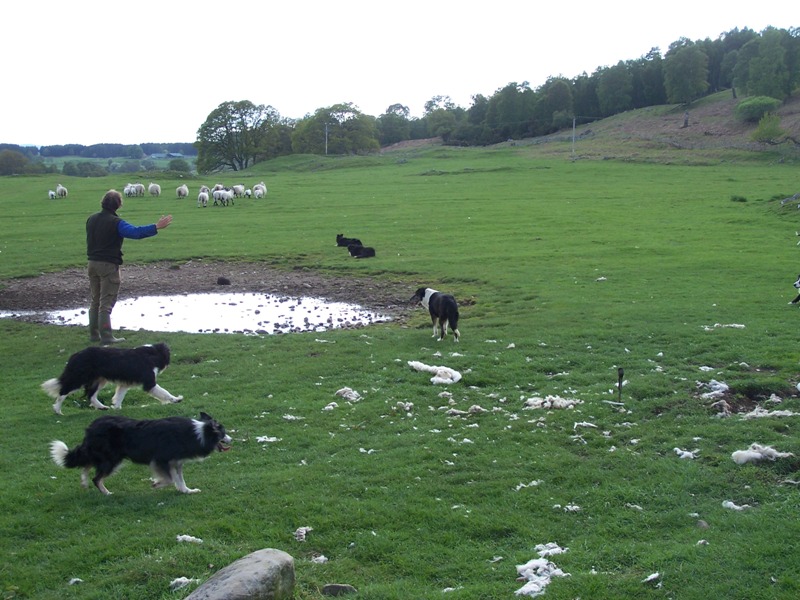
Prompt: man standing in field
<box><xmin>86</xmin><ymin>189</ymin><xmax>173</xmax><ymax>344</ymax></box>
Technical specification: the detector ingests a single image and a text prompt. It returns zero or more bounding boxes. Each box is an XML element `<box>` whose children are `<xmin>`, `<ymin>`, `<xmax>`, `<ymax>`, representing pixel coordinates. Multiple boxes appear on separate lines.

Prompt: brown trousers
<box><xmin>88</xmin><ymin>260</ymin><xmax>121</xmax><ymax>316</ymax></box>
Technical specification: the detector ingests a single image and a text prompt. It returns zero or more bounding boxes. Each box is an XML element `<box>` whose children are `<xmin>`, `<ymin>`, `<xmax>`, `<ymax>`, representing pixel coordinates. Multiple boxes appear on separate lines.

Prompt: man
<box><xmin>86</xmin><ymin>189</ymin><xmax>173</xmax><ymax>344</ymax></box>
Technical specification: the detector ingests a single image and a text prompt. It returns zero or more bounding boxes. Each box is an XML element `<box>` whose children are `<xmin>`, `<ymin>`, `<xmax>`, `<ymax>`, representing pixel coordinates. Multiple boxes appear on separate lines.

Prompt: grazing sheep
<box><xmin>55</xmin><ymin>183</ymin><xmax>68</xmax><ymax>198</ymax></box>
<box><xmin>232</xmin><ymin>184</ymin><xmax>245</xmax><ymax>198</ymax></box>
<box><xmin>213</xmin><ymin>189</ymin><xmax>234</xmax><ymax>206</ymax></box>
<box><xmin>176</xmin><ymin>184</ymin><xmax>189</xmax><ymax>199</ymax></box>
<box><xmin>148</xmin><ymin>182</ymin><xmax>161</xmax><ymax>197</ymax></box>
<box><xmin>197</xmin><ymin>191</ymin><xmax>209</xmax><ymax>207</ymax></box>
<box><xmin>48</xmin><ymin>190</ymin><xmax>56</xmax><ymax>199</ymax></box>
<box><xmin>133</xmin><ymin>183</ymin><xmax>145</xmax><ymax>197</ymax></box>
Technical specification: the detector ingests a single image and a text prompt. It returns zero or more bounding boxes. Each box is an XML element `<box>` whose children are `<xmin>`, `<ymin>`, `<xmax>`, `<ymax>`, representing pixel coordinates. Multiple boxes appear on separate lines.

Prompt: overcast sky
<box><xmin>2</xmin><ymin>1</ymin><xmax>792</xmax><ymax>146</ymax></box>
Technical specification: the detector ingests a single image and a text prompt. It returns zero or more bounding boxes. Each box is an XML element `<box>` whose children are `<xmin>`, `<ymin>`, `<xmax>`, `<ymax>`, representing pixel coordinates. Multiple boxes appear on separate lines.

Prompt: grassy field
<box><xmin>2</xmin><ymin>137</ymin><xmax>800</xmax><ymax>599</ymax></box>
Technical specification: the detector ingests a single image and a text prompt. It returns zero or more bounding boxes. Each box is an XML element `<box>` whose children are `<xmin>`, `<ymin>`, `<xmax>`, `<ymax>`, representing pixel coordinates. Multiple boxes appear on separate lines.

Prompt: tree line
<box><xmin>1</xmin><ymin>26</ymin><xmax>796</xmax><ymax>176</ymax></box>
<box><xmin>194</xmin><ymin>26</ymin><xmax>798</xmax><ymax>172</ymax></box>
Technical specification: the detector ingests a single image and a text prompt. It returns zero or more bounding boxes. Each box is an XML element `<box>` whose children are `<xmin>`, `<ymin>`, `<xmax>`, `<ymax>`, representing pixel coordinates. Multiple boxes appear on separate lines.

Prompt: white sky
<box><xmin>2</xmin><ymin>1</ymin><xmax>792</xmax><ymax>146</ymax></box>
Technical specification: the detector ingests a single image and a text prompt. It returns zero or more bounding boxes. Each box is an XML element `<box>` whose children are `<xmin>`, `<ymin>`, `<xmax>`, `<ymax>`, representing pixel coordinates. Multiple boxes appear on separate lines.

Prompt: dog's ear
<box><xmin>199</xmin><ymin>411</ymin><xmax>212</xmax><ymax>421</ymax></box>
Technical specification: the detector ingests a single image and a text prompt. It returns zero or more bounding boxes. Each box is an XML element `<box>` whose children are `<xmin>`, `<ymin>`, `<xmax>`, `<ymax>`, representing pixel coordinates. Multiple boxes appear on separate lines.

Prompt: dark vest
<box><xmin>86</xmin><ymin>209</ymin><xmax>124</xmax><ymax>265</ymax></box>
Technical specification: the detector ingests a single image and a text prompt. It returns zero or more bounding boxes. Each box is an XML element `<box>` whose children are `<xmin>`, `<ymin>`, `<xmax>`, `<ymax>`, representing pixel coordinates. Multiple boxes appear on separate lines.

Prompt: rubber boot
<box><xmin>88</xmin><ymin>308</ymin><xmax>101</xmax><ymax>342</ymax></box>
<box><xmin>99</xmin><ymin>312</ymin><xmax>125</xmax><ymax>345</ymax></box>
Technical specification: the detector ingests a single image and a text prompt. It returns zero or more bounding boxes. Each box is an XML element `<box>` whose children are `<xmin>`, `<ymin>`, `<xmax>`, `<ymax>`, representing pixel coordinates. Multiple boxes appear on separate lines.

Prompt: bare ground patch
<box><xmin>0</xmin><ymin>260</ymin><xmax>416</xmax><ymax>325</ymax></box>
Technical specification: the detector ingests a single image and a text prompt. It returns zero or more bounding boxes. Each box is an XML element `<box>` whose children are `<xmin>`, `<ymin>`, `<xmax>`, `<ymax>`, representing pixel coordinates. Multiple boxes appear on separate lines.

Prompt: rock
<box><xmin>185</xmin><ymin>549</ymin><xmax>294</xmax><ymax>600</ymax></box>
<box><xmin>217</xmin><ymin>276</ymin><xmax>231</xmax><ymax>285</ymax></box>
<box><xmin>322</xmin><ymin>583</ymin><xmax>358</xmax><ymax>596</ymax></box>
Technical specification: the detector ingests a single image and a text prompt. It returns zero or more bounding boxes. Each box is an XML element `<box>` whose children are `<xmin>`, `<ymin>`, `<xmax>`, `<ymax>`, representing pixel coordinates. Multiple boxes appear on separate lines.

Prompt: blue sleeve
<box><xmin>117</xmin><ymin>220</ymin><xmax>158</xmax><ymax>240</ymax></box>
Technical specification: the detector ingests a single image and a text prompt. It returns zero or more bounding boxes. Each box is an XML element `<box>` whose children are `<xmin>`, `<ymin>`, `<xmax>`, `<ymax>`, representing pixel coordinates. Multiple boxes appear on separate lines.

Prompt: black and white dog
<box><xmin>50</xmin><ymin>412</ymin><xmax>231</xmax><ymax>495</ymax></box>
<box><xmin>348</xmin><ymin>244</ymin><xmax>376</xmax><ymax>258</ymax></box>
<box><xmin>791</xmin><ymin>274</ymin><xmax>800</xmax><ymax>304</ymax></box>
<box><xmin>42</xmin><ymin>342</ymin><xmax>183</xmax><ymax>415</ymax></box>
<box><xmin>410</xmin><ymin>287</ymin><xmax>461</xmax><ymax>342</ymax></box>
<box><xmin>337</xmin><ymin>233</ymin><xmax>362</xmax><ymax>247</ymax></box>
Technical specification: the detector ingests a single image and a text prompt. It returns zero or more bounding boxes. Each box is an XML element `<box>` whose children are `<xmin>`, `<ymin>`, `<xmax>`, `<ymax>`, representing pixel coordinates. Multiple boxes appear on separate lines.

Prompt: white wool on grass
<box><xmin>722</xmin><ymin>500</ymin><xmax>751</xmax><ymax>511</ymax></box>
<box><xmin>741</xmin><ymin>407</ymin><xmax>800</xmax><ymax>419</ymax></box>
<box><xmin>322</xmin><ymin>402</ymin><xmax>338</xmax><ymax>411</ymax></box>
<box><xmin>515</xmin><ymin>543</ymin><xmax>570</xmax><ymax>597</ymax></box>
<box><xmin>407</xmin><ymin>360</ymin><xmax>462</xmax><ymax>384</ymax></box>
<box><xmin>311</xmin><ymin>555</ymin><xmax>328</xmax><ymax>564</ymax></box>
<box><xmin>674</xmin><ymin>447</ymin><xmax>699</xmax><ymax>459</ymax></box>
<box><xmin>698</xmin><ymin>379</ymin><xmax>729</xmax><ymax>399</ymax></box>
<box><xmin>335</xmin><ymin>387</ymin><xmax>362</xmax><ymax>401</ymax></box>
<box><xmin>523</xmin><ymin>395</ymin><xmax>583</xmax><ymax>410</ymax></box>
<box><xmin>731</xmin><ymin>443</ymin><xmax>794</xmax><ymax>464</ymax></box>
<box><xmin>170</xmin><ymin>577</ymin><xmax>200</xmax><ymax>591</ymax></box>
<box><xmin>515</xmin><ymin>480</ymin><xmax>543</xmax><ymax>491</ymax></box>
<box><xmin>294</xmin><ymin>526</ymin><xmax>313</xmax><ymax>541</ymax></box>
<box><xmin>642</xmin><ymin>572</ymin><xmax>660</xmax><ymax>583</ymax></box>
<box><xmin>256</xmin><ymin>435</ymin><xmax>281</xmax><ymax>443</ymax></box>
<box><xmin>176</xmin><ymin>534</ymin><xmax>203</xmax><ymax>544</ymax></box>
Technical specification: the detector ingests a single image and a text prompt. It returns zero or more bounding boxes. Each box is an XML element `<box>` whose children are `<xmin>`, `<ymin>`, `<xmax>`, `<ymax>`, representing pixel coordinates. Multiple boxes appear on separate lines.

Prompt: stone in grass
<box><xmin>322</xmin><ymin>583</ymin><xmax>358</xmax><ymax>596</ymax></box>
<box><xmin>185</xmin><ymin>548</ymin><xmax>294</xmax><ymax>600</ymax></box>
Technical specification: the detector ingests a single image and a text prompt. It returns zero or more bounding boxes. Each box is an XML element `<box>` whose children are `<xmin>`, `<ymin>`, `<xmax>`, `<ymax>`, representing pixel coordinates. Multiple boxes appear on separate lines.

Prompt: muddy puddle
<box><xmin>0</xmin><ymin>292</ymin><xmax>391</xmax><ymax>335</ymax></box>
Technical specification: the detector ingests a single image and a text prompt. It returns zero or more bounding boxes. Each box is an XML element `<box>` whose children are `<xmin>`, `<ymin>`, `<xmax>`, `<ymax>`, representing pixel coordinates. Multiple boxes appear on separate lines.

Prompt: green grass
<box><xmin>2</xmin><ymin>145</ymin><xmax>800</xmax><ymax>599</ymax></box>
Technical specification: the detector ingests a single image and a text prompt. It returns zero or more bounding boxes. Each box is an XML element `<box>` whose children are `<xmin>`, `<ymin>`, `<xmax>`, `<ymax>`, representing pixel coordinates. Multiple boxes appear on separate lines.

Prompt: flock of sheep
<box><xmin>47</xmin><ymin>181</ymin><xmax>267</xmax><ymax>208</ymax></box>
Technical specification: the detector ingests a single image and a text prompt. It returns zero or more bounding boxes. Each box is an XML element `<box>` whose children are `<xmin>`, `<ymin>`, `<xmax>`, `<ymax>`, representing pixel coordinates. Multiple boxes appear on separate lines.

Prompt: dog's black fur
<box><xmin>410</xmin><ymin>287</ymin><xmax>461</xmax><ymax>342</ymax></box>
<box><xmin>791</xmin><ymin>274</ymin><xmax>800</xmax><ymax>304</ymax></box>
<box><xmin>337</xmin><ymin>233</ymin><xmax>362</xmax><ymax>247</ymax></box>
<box><xmin>41</xmin><ymin>342</ymin><xmax>183</xmax><ymax>415</ymax></box>
<box><xmin>50</xmin><ymin>412</ymin><xmax>231</xmax><ymax>495</ymax></box>
<box><xmin>348</xmin><ymin>244</ymin><xmax>376</xmax><ymax>258</ymax></box>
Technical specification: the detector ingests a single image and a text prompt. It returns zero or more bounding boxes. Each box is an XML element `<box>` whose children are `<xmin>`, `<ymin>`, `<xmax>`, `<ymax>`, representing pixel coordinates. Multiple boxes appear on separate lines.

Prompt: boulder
<box><xmin>185</xmin><ymin>549</ymin><xmax>294</xmax><ymax>600</ymax></box>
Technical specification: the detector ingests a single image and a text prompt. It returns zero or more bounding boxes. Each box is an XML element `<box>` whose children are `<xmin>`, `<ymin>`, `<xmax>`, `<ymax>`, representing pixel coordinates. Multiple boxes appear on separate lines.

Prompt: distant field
<box><xmin>2</xmin><ymin>145</ymin><xmax>800</xmax><ymax>599</ymax></box>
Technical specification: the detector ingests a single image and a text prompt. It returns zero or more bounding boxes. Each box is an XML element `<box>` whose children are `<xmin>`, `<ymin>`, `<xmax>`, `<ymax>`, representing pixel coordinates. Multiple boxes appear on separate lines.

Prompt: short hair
<box><xmin>101</xmin><ymin>190</ymin><xmax>122</xmax><ymax>211</ymax></box>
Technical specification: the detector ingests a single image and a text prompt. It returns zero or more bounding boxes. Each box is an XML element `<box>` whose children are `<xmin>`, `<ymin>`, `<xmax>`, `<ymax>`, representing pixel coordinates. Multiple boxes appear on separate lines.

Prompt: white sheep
<box><xmin>148</xmin><ymin>182</ymin><xmax>161</xmax><ymax>197</ymax></box>
<box><xmin>176</xmin><ymin>184</ymin><xmax>189</xmax><ymax>199</ymax></box>
<box><xmin>212</xmin><ymin>183</ymin><xmax>225</xmax><ymax>192</ymax></box>
<box><xmin>244</xmin><ymin>188</ymin><xmax>252</xmax><ymax>198</ymax></box>
<box><xmin>133</xmin><ymin>183</ymin><xmax>145</xmax><ymax>197</ymax></box>
<box><xmin>48</xmin><ymin>190</ymin><xmax>56</xmax><ymax>199</ymax></box>
<box><xmin>213</xmin><ymin>189</ymin><xmax>234</xmax><ymax>206</ymax></box>
<box><xmin>55</xmin><ymin>183</ymin><xmax>68</xmax><ymax>198</ymax></box>
<box><xmin>232</xmin><ymin>184</ymin><xmax>245</xmax><ymax>198</ymax></box>
<box><xmin>254</xmin><ymin>187</ymin><xmax>265</xmax><ymax>199</ymax></box>
<box><xmin>199</xmin><ymin>185</ymin><xmax>210</xmax><ymax>194</ymax></box>
<box><xmin>197</xmin><ymin>191</ymin><xmax>209</xmax><ymax>207</ymax></box>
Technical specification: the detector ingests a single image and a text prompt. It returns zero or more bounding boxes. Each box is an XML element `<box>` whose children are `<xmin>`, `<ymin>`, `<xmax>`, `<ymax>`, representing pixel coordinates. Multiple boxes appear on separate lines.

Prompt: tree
<box><xmin>663</xmin><ymin>45</ymin><xmax>709</xmax><ymax>103</ymax></box>
<box><xmin>0</xmin><ymin>150</ymin><xmax>29</xmax><ymax>175</ymax></box>
<box><xmin>377</xmin><ymin>104</ymin><xmax>411</xmax><ymax>146</ymax></box>
<box><xmin>169</xmin><ymin>158</ymin><xmax>191</xmax><ymax>172</ymax></box>
<box><xmin>744</xmin><ymin>28</ymin><xmax>791</xmax><ymax>100</ymax></box>
<box><xmin>596</xmin><ymin>62</ymin><xmax>633</xmax><ymax>116</ymax></box>
<box><xmin>196</xmin><ymin>101</ymin><xmax>282</xmax><ymax>173</ymax></box>
<box><xmin>291</xmin><ymin>103</ymin><xmax>379</xmax><ymax>155</ymax></box>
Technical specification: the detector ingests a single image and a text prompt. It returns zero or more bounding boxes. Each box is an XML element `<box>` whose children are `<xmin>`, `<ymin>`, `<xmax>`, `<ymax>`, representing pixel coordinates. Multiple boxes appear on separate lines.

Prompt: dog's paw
<box><xmin>172</xmin><ymin>396</ymin><xmax>184</xmax><ymax>403</ymax></box>
<box><xmin>180</xmin><ymin>487</ymin><xmax>200</xmax><ymax>494</ymax></box>
<box><xmin>52</xmin><ymin>405</ymin><xmax>63</xmax><ymax>416</ymax></box>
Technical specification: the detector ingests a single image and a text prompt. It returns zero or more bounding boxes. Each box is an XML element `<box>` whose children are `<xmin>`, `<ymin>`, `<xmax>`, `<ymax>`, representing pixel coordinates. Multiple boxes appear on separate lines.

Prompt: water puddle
<box><xmin>1</xmin><ymin>292</ymin><xmax>391</xmax><ymax>335</ymax></box>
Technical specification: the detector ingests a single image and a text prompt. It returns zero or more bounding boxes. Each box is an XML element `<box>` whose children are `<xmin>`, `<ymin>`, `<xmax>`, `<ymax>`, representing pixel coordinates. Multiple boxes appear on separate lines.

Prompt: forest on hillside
<box><xmin>1</xmin><ymin>26</ymin><xmax>797</xmax><ymax>175</ymax></box>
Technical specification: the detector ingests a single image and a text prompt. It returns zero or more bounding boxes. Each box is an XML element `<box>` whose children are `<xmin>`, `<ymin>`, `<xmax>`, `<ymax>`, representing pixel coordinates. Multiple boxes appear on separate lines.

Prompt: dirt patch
<box><xmin>0</xmin><ymin>260</ymin><xmax>416</xmax><ymax>325</ymax></box>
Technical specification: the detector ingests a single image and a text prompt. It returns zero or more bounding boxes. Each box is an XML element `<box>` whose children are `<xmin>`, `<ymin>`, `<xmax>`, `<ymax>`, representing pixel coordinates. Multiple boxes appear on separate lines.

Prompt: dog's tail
<box><xmin>50</xmin><ymin>440</ymin><xmax>90</xmax><ymax>469</ymax></box>
<box><xmin>41</xmin><ymin>378</ymin><xmax>61</xmax><ymax>400</ymax></box>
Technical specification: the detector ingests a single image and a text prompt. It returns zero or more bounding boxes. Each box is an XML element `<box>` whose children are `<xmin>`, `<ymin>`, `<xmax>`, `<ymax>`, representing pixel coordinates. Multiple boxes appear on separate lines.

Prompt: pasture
<box><xmin>1</xmin><ymin>144</ymin><xmax>800</xmax><ymax>599</ymax></box>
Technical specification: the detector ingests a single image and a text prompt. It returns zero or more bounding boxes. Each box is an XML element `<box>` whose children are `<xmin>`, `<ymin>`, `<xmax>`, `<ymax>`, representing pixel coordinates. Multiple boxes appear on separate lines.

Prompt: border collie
<box><xmin>50</xmin><ymin>412</ymin><xmax>231</xmax><ymax>495</ymax></box>
<box><xmin>791</xmin><ymin>274</ymin><xmax>800</xmax><ymax>304</ymax></box>
<box><xmin>410</xmin><ymin>287</ymin><xmax>460</xmax><ymax>342</ymax></box>
<box><xmin>41</xmin><ymin>342</ymin><xmax>183</xmax><ymax>415</ymax></box>
<box><xmin>337</xmin><ymin>233</ymin><xmax>362</xmax><ymax>247</ymax></box>
<box><xmin>348</xmin><ymin>244</ymin><xmax>376</xmax><ymax>258</ymax></box>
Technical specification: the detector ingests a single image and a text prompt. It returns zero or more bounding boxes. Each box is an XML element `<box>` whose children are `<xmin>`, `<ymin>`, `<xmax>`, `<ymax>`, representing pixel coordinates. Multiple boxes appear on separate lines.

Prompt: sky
<box><xmin>2</xmin><ymin>1</ymin><xmax>793</xmax><ymax>147</ymax></box>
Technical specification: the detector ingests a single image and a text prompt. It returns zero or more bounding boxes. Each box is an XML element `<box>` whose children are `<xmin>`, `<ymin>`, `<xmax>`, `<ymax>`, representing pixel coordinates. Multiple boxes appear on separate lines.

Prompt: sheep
<box><xmin>212</xmin><ymin>183</ymin><xmax>225</xmax><ymax>192</ymax></box>
<box><xmin>123</xmin><ymin>184</ymin><xmax>135</xmax><ymax>197</ymax></box>
<box><xmin>213</xmin><ymin>189</ymin><xmax>234</xmax><ymax>206</ymax></box>
<box><xmin>133</xmin><ymin>183</ymin><xmax>145</xmax><ymax>197</ymax></box>
<box><xmin>55</xmin><ymin>183</ymin><xmax>68</xmax><ymax>198</ymax></box>
<box><xmin>253</xmin><ymin>182</ymin><xmax>267</xmax><ymax>198</ymax></box>
<box><xmin>148</xmin><ymin>182</ymin><xmax>161</xmax><ymax>197</ymax></box>
<box><xmin>199</xmin><ymin>185</ymin><xmax>210</xmax><ymax>195</ymax></box>
<box><xmin>232</xmin><ymin>184</ymin><xmax>245</xmax><ymax>198</ymax></box>
<box><xmin>197</xmin><ymin>191</ymin><xmax>209</xmax><ymax>208</ymax></box>
<box><xmin>48</xmin><ymin>190</ymin><xmax>56</xmax><ymax>200</ymax></box>
<box><xmin>176</xmin><ymin>184</ymin><xmax>189</xmax><ymax>199</ymax></box>
<box><xmin>244</xmin><ymin>188</ymin><xmax>252</xmax><ymax>198</ymax></box>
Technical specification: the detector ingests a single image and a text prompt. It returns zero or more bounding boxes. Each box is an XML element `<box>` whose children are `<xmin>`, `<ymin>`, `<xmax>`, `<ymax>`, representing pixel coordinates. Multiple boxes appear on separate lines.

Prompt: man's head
<box><xmin>101</xmin><ymin>190</ymin><xmax>122</xmax><ymax>212</ymax></box>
